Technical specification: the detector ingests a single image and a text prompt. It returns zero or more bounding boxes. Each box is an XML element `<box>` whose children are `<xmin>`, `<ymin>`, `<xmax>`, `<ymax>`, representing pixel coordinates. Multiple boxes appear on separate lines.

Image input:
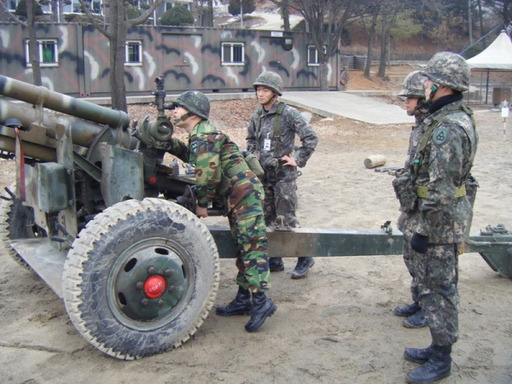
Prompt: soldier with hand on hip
<box><xmin>246</xmin><ymin>71</ymin><xmax>318</xmax><ymax>279</ymax></box>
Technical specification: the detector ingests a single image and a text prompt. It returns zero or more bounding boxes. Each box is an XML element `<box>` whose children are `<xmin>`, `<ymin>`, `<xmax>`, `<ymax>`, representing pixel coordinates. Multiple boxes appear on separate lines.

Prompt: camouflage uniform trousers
<box><xmin>415</xmin><ymin>243</ymin><xmax>460</xmax><ymax>346</ymax></box>
<box><xmin>263</xmin><ymin>178</ymin><xmax>300</xmax><ymax>228</ymax></box>
<box><xmin>228</xmin><ymin>193</ymin><xmax>270</xmax><ymax>293</ymax></box>
<box><xmin>402</xmin><ymin>231</ymin><xmax>421</xmax><ymax>303</ymax></box>
<box><xmin>398</xmin><ymin>211</ymin><xmax>422</xmax><ymax>304</ymax></box>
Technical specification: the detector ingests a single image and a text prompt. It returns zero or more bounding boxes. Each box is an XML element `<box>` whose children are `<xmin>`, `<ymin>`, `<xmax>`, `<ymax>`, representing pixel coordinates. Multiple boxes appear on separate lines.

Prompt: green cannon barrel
<box><xmin>0</xmin><ymin>75</ymin><xmax>130</xmax><ymax>129</ymax></box>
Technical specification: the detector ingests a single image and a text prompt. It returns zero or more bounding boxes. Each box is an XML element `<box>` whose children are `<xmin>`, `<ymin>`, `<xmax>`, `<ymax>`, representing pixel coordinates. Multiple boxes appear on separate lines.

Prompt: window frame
<box><xmin>125</xmin><ymin>40</ymin><xmax>143</xmax><ymax>66</ymax></box>
<box><xmin>221</xmin><ymin>42</ymin><xmax>245</xmax><ymax>66</ymax></box>
<box><xmin>165</xmin><ymin>1</ymin><xmax>191</xmax><ymax>11</ymax></box>
<box><xmin>63</xmin><ymin>0</ymin><xmax>102</xmax><ymax>14</ymax></box>
<box><xmin>6</xmin><ymin>0</ymin><xmax>18</xmax><ymax>11</ymax></box>
<box><xmin>307</xmin><ymin>44</ymin><xmax>326</xmax><ymax>67</ymax></box>
<box><xmin>24</xmin><ymin>39</ymin><xmax>59</xmax><ymax>68</ymax></box>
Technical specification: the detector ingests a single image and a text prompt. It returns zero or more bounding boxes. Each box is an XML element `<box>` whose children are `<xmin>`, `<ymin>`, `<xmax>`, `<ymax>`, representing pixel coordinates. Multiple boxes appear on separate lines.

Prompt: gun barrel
<box><xmin>0</xmin><ymin>99</ymin><xmax>104</xmax><ymax>147</ymax></box>
<box><xmin>0</xmin><ymin>75</ymin><xmax>130</xmax><ymax>129</ymax></box>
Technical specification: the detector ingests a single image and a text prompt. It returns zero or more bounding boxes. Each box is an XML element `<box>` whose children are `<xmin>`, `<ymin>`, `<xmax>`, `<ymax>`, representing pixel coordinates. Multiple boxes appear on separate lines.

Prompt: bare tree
<box><xmin>357</xmin><ymin>1</ymin><xmax>379</xmax><ymax>79</ymax></box>
<box><xmin>483</xmin><ymin>0</ymin><xmax>512</xmax><ymax>26</ymax></box>
<box><xmin>78</xmin><ymin>0</ymin><xmax>163</xmax><ymax>111</ymax></box>
<box><xmin>269</xmin><ymin>0</ymin><xmax>359</xmax><ymax>90</ymax></box>
<box><xmin>280</xmin><ymin>0</ymin><xmax>290</xmax><ymax>31</ymax></box>
<box><xmin>1</xmin><ymin>0</ymin><xmax>43</xmax><ymax>85</ymax></box>
<box><xmin>377</xmin><ymin>0</ymin><xmax>405</xmax><ymax>78</ymax></box>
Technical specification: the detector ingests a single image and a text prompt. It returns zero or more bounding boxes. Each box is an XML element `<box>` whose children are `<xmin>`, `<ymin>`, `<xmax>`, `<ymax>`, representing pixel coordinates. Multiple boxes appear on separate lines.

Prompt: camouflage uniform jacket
<box><xmin>246</xmin><ymin>101</ymin><xmax>318</xmax><ymax>178</ymax></box>
<box><xmin>396</xmin><ymin>113</ymin><xmax>428</xmax><ymax>235</ymax></box>
<box><xmin>404</xmin><ymin>113</ymin><xmax>429</xmax><ymax>169</ymax></box>
<box><xmin>167</xmin><ymin>121</ymin><xmax>262</xmax><ymax>212</ymax></box>
<box><xmin>410</xmin><ymin>97</ymin><xmax>478</xmax><ymax>244</ymax></box>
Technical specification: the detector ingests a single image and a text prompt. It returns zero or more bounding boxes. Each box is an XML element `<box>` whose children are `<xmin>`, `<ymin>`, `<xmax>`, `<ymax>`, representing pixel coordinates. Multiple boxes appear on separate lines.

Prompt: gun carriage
<box><xmin>0</xmin><ymin>75</ymin><xmax>510</xmax><ymax>359</ymax></box>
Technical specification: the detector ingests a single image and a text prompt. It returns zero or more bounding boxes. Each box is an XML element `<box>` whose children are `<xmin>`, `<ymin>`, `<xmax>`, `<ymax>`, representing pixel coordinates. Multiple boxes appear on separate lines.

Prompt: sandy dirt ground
<box><xmin>0</xmin><ymin>74</ymin><xmax>511</xmax><ymax>383</ymax></box>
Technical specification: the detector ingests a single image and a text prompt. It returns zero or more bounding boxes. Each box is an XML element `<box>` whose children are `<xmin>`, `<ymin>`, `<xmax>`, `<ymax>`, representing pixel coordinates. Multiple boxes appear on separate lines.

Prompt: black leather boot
<box><xmin>406</xmin><ymin>345</ymin><xmax>452</xmax><ymax>384</ymax></box>
<box><xmin>404</xmin><ymin>345</ymin><xmax>435</xmax><ymax>364</ymax></box>
<box><xmin>291</xmin><ymin>257</ymin><xmax>314</xmax><ymax>279</ymax></box>
<box><xmin>394</xmin><ymin>302</ymin><xmax>421</xmax><ymax>317</ymax></box>
<box><xmin>216</xmin><ymin>286</ymin><xmax>252</xmax><ymax>316</ymax></box>
<box><xmin>244</xmin><ymin>292</ymin><xmax>277</xmax><ymax>332</ymax></box>
<box><xmin>403</xmin><ymin>310</ymin><xmax>427</xmax><ymax>328</ymax></box>
<box><xmin>269</xmin><ymin>257</ymin><xmax>285</xmax><ymax>272</ymax></box>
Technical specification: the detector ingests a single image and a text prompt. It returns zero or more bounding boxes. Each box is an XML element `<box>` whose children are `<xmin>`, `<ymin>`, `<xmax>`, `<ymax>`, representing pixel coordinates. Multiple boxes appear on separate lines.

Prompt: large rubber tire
<box><xmin>0</xmin><ymin>186</ymin><xmax>47</xmax><ymax>269</ymax></box>
<box><xmin>62</xmin><ymin>198</ymin><xmax>220</xmax><ymax>360</ymax></box>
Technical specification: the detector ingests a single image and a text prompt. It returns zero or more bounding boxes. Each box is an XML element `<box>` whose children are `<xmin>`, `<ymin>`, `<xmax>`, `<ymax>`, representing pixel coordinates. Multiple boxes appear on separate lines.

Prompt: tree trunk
<box><xmin>204</xmin><ymin>0</ymin><xmax>214</xmax><ymax>27</ymax></box>
<box><xmin>27</xmin><ymin>0</ymin><xmax>42</xmax><ymax>86</ymax></box>
<box><xmin>378</xmin><ymin>30</ymin><xmax>389</xmax><ymax>78</ymax></box>
<box><xmin>364</xmin><ymin>12</ymin><xmax>377</xmax><ymax>79</ymax></box>
<box><xmin>110</xmin><ymin>1</ymin><xmax>128</xmax><ymax>112</ymax></box>
<box><xmin>319</xmin><ymin>61</ymin><xmax>329</xmax><ymax>91</ymax></box>
<box><xmin>477</xmin><ymin>0</ymin><xmax>486</xmax><ymax>48</ymax></box>
<box><xmin>281</xmin><ymin>0</ymin><xmax>290</xmax><ymax>31</ymax></box>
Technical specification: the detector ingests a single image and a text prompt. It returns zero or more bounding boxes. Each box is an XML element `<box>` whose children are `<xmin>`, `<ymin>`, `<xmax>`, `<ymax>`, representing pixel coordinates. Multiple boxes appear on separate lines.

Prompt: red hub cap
<box><xmin>143</xmin><ymin>275</ymin><xmax>167</xmax><ymax>299</ymax></box>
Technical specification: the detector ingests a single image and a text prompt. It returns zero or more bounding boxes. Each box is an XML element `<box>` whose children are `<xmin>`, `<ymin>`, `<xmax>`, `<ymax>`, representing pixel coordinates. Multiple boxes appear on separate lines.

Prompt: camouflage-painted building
<box><xmin>0</xmin><ymin>22</ymin><xmax>340</xmax><ymax>97</ymax></box>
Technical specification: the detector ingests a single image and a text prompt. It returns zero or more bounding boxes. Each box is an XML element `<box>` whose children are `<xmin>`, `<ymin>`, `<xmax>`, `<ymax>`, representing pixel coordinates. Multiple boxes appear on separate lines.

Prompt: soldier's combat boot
<box><xmin>403</xmin><ymin>310</ymin><xmax>427</xmax><ymax>328</ymax></box>
<box><xmin>394</xmin><ymin>302</ymin><xmax>421</xmax><ymax>317</ymax></box>
<box><xmin>269</xmin><ymin>257</ymin><xmax>285</xmax><ymax>272</ymax></box>
<box><xmin>291</xmin><ymin>257</ymin><xmax>314</xmax><ymax>279</ymax></box>
<box><xmin>406</xmin><ymin>345</ymin><xmax>452</xmax><ymax>384</ymax></box>
<box><xmin>404</xmin><ymin>345</ymin><xmax>435</xmax><ymax>364</ymax></box>
<box><xmin>216</xmin><ymin>286</ymin><xmax>252</xmax><ymax>316</ymax></box>
<box><xmin>245</xmin><ymin>292</ymin><xmax>277</xmax><ymax>332</ymax></box>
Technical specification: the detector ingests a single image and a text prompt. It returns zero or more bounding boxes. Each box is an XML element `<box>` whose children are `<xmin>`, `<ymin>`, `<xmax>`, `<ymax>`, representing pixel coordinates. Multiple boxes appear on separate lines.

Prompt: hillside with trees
<box><xmin>1</xmin><ymin>0</ymin><xmax>510</xmax><ymax>103</ymax></box>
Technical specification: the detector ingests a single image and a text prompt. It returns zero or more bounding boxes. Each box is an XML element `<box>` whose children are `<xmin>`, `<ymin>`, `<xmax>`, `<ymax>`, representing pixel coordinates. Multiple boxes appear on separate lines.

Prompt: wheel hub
<box><xmin>108</xmin><ymin>239</ymin><xmax>189</xmax><ymax>328</ymax></box>
<box><xmin>143</xmin><ymin>275</ymin><xmax>167</xmax><ymax>299</ymax></box>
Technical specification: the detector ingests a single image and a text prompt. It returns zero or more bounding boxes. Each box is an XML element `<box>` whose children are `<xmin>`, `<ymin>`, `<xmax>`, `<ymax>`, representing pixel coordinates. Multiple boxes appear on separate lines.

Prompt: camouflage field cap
<box><xmin>398</xmin><ymin>70</ymin><xmax>427</xmax><ymax>98</ymax></box>
<box><xmin>421</xmin><ymin>51</ymin><xmax>470</xmax><ymax>92</ymax></box>
<box><xmin>173</xmin><ymin>90</ymin><xmax>210</xmax><ymax>120</ymax></box>
<box><xmin>253</xmin><ymin>71</ymin><xmax>283</xmax><ymax>95</ymax></box>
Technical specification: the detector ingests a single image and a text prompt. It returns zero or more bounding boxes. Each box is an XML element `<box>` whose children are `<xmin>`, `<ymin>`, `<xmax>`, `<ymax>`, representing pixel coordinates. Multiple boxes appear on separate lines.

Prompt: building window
<box><xmin>165</xmin><ymin>1</ymin><xmax>191</xmax><ymax>11</ymax></box>
<box><xmin>7</xmin><ymin>0</ymin><xmax>18</xmax><ymax>11</ymax></box>
<box><xmin>307</xmin><ymin>45</ymin><xmax>319</xmax><ymax>66</ymax></box>
<box><xmin>9</xmin><ymin>0</ymin><xmax>51</xmax><ymax>13</ymax></box>
<box><xmin>307</xmin><ymin>45</ymin><xmax>326</xmax><ymax>66</ymax></box>
<box><xmin>125</xmin><ymin>41</ymin><xmax>142</xmax><ymax>66</ymax></box>
<box><xmin>63</xmin><ymin>0</ymin><xmax>102</xmax><ymax>14</ymax></box>
<box><xmin>221</xmin><ymin>42</ymin><xmax>244</xmax><ymax>66</ymax></box>
<box><xmin>25</xmin><ymin>39</ymin><xmax>59</xmax><ymax>67</ymax></box>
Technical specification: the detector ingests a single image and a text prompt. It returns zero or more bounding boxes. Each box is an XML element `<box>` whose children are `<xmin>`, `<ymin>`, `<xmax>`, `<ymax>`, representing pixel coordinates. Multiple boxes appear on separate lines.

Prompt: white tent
<box><xmin>467</xmin><ymin>30</ymin><xmax>512</xmax><ymax>104</ymax></box>
<box><xmin>467</xmin><ymin>30</ymin><xmax>512</xmax><ymax>70</ymax></box>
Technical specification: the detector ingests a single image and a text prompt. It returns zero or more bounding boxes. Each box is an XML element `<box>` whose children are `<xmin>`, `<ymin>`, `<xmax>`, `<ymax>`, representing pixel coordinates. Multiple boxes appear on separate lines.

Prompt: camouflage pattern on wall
<box><xmin>0</xmin><ymin>23</ymin><xmax>338</xmax><ymax>97</ymax></box>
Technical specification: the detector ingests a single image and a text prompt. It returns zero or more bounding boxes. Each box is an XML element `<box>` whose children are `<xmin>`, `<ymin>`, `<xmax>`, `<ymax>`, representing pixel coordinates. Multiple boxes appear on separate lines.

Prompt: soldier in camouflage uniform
<box><xmin>396</xmin><ymin>53</ymin><xmax>478</xmax><ymax>384</ymax></box>
<box><xmin>166</xmin><ymin>90</ymin><xmax>276</xmax><ymax>332</ymax></box>
<box><xmin>246</xmin><ymin>71</ymin><xmax>319</xmax><ymax>279</ymax></box>
<box><xmin>393</xmin><ymin>70</ymin><xmax>430</xmax><ymax>330</ymax></box>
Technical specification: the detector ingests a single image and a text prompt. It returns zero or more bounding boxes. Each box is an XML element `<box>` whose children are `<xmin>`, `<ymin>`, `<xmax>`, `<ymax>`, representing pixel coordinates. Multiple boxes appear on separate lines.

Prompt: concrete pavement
<box><xmin>281</xmin><ymin>91</ymin><xmax>415</xmax><ymax>125</ymax></box>
<box><xmin>115</xmin><ymin>89</ymin><xmax>415</xmax><ymax>126</ymax></box>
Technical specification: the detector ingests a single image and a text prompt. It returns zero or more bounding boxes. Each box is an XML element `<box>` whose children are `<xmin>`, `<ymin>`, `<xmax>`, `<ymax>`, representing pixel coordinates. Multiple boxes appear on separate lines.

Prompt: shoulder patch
<box><xmin>432</xmin><ymin>127</ymin><xmax>449</xmax><ymax>145</ymax></box>
<box><xmin>190</xmin><ymin>140</ymin><xmax>199</xmax><ymax>155</ymax></box>
<box><xmin>289</xmin><ymin>108</ymin><xmax>302</xmax><ymax>119</ymax></box>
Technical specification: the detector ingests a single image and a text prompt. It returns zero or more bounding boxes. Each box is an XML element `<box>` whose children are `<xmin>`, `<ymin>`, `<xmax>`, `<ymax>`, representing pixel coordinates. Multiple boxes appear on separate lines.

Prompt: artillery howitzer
<box><xmin>0</xmin><ymin>75</ymin><xmax>511</xmax><ymax>360</ymax></box>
